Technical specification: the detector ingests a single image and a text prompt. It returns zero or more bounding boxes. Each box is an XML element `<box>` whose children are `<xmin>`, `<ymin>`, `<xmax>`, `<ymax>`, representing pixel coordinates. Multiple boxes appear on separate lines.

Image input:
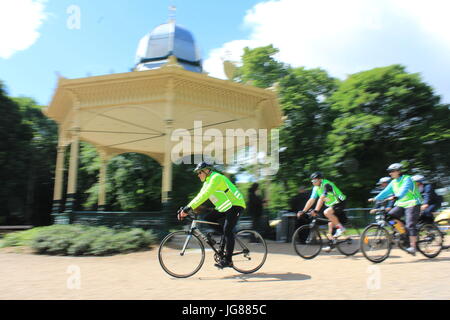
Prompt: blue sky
<box><xmin>0</xmin><ymin>0</ymin><xmax>261</xmax><ymax>105</ymax></box>
<box><xmin>1</xmin><ymin>0</ymin><xmax>450</xmax><ymax>106</ymax></box>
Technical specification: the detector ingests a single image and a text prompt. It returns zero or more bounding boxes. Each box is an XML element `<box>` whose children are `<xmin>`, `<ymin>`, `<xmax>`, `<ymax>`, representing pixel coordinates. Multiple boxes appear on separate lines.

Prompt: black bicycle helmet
<box><xmin>310</xmin><ymin>171</ymin><xmax>324</xmax><ymax>179</ymax></box>
<box><xmin>193</xmin><ymin>161</ymin><xmax>213</xmax><ymax>173</ymax></box>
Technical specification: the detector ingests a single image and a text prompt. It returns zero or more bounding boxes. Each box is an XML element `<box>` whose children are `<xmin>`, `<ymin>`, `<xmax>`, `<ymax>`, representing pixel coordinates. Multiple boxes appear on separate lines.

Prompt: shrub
<box><xmin>0</xmin><ymin>227</ymin><xmax>45</xmax><ymax>248</ymax></box>
<box><xmin>1</xmin><ymin>224</ymin><xmax>157</xmax><ymax>256</ymax></box>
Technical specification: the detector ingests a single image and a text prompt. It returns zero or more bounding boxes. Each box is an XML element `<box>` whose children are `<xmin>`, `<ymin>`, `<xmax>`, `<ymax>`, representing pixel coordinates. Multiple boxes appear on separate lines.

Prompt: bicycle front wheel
<box><xmin>158</xmin><ymin>231</ymin><xmax>205</xmax><ymax>278</ymax></box>
<box><xmin>360</xmin><ymin>225</ymin><xmax>391</xmax><ymax>263</ymax></box>
<box><xmin>417</xmin><ymin>223</ymin><xmax>443</xmax><ymax>258</ymax></box>
<box><xmin>232</xmin><ymin>230</ymin><xmax>267</xmax><ymax>274</ymax></box>
<box><xmin>336</xmin><ymin>225</ymin><xmax>361</xmax><ymax>256</ymax></box>
<box><xmin>292</xmin><ymin>225</ymin><xmax>322</xmax><ymax>259</ymax></box>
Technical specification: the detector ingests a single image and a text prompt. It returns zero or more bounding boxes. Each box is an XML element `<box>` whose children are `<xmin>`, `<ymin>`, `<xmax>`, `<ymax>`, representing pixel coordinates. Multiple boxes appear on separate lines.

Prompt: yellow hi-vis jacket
<box><xmin>187</xmin><ymin>171</ymin><xmax>246</xmax><ymax>212</ymax></box>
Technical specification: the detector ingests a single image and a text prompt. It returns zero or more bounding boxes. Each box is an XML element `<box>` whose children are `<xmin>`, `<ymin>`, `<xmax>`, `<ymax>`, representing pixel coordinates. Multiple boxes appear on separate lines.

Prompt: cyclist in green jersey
<box><xmin>178</xmin><ymin>161</ymin><xmax>246</xmax><ymax>269</ymax></box>
<box><xmin>297</xmin><ymin>172</ymin><xmax>348</xmax><ymax>251</ymax></box>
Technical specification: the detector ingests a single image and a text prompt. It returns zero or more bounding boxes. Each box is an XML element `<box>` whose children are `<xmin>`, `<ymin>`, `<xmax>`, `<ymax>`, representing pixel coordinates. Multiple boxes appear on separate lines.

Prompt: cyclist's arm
<box><xmin>186</xmin><ymin>174</ymin><xmax>220</xmax><ymax>210</ymax></box>
<box><xmin>323</xmin><ymin>183</ymin><xmax>333</xmax><ymax>195</ymax></box>
<box><xmin>301</xmin><ymin>198</ymin><xmax>317</xmax><ymax>213</ymax></box>
<box><xmin>298</xmin><ymin>187</ymin><xmax>319</xmax><ymax>214</ymax></box>
<box><xmin>315</xmin><ymin>196</ymin><xmax>325</xmax><ymax>212</ymax></box>
<box><xmin>422</xmin><ymin>184</ymin><xmax>432</xmax><ymax>205</ymax></box>
<box><xmin>374</xmin><ymin>181</ymin><xmax>394</xmax><ymax>201</ymax></box>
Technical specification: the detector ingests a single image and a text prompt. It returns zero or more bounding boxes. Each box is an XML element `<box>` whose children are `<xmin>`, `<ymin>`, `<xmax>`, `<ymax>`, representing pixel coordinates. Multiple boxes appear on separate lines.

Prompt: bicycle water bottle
<box><xmin>389</xmin><ymin>220</ymin><xmax>406</xmax><ymax>234</ymax></box>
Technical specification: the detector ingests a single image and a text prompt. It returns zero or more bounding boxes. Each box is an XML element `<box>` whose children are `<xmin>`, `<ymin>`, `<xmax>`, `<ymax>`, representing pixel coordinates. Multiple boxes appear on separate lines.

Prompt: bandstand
<box><xmin>43</xmin><ymin>18</ymin><xmax>282</xmax><ymax>226</ymax></box>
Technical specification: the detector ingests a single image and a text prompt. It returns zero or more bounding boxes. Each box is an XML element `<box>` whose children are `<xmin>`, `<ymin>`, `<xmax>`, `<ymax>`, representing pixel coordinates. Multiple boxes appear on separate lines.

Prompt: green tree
<box><xmin>323</xmin><ymin>65</ymin><xmax>450</xmax><ymax>206</ymax></box>
<box><xmin>0</xmin><ymin>84</ymin><xmax>33</xmax><ymax>224</ymax></box>
<box><xmin>13</xmin><ymin>97</ymin><xmax>58</xmax><ymax>225</ymax></box>
<box><xmin>234</xmin><ymin>45</ymin><xmax>287</xmax><ymax>88</ymax></box>
<box><xmin>276</xmin><ymin>67</ymin><xmax>338</xmax><ymax>188</ymax></box>
<box><xmin>235</xmin><ymin>47</ymin><xmax>338</xmax><ymax>210</ymax></box>
<box><xmin>0</xmin><ymin>82</ymin><xmax>57</xmax><ymax>225</ymax></box>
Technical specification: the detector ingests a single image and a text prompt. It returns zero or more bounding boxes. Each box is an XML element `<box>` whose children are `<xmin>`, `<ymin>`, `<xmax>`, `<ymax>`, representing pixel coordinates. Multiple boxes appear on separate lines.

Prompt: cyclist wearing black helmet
<box><xmin>297</xmin><ymin>172</ymin><xmax>348</xmax><ymax>250</ymax></box>
<box><xmin>178</xmin><ymin>161</ymin><xmax>246</xmax><ymax>269</ymax></box>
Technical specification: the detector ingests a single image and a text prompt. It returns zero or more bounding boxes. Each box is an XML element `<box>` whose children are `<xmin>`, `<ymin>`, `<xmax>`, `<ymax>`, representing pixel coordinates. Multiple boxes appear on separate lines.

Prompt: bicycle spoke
<box><xmin>360</xmin><ymin>225</ymin><xmax>391</xmax><ymax>263</ymax></box>
<box><xmin>416</xmin><ymin>224</ymin><xmax>443</xmax><ymax>258</ymax></box>
<box><xmin>232</xmin><ymin>230</ymin><xmax>267</xmax><ymax>274</ymax></box>
<box><xmin>158</xmin><ymin>231</ymin><xmax>205</xmax><ymax>278</ymax></box>
<box><xmin>292</xmin><ymin>225</ymin><xmax>323</xmax><ymax>259</ymax></box>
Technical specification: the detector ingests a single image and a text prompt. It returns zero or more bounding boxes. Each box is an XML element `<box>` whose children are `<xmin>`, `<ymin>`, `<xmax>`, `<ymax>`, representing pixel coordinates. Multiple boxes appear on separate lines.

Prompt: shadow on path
<box><xmin>198</xmin><ymin>272</ymin><xmax>311</xmax><ymax>283</ymax></box>
<box><xmin>385</xmin><ymin>255</ymin><xmax>450</xmax><ymax>265</ymax></box>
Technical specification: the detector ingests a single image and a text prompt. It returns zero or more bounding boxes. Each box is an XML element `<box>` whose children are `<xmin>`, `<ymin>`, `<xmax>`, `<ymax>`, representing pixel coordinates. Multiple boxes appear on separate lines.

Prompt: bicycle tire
<box><xmin>416</xmin><ymin>223</ymin><xmax>443</xmax><ymax>258</ymax></box>
<box><xmin>158</xmin><ymin>231</ymin><xmax>205</xmax><ymax>278</ymax></box>
<box><xmin>336</xmin><ymin>225</ymin><xmax>361</xmax><ymax>256</ymax></box>
<box><xmin>292</xmin><ymin>225</ymin><xmax>322</xmax><ymax>259</ymax></box>
<box><xmin>232</xmin><ymin>230</ymin><xmax>267</xmax><ymax>274</ymax></box>
<box><xmin>360</xmin><ymin>224</ymin><xmax>391</xmax><ymax>263</ymax></box>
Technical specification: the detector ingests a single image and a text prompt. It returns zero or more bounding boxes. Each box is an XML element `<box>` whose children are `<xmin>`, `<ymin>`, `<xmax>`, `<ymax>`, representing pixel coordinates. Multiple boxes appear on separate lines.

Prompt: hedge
<box><xmin>0</xmin><ymin>224</ymin><xmax>157</xmax><ymax>256</ymax></box>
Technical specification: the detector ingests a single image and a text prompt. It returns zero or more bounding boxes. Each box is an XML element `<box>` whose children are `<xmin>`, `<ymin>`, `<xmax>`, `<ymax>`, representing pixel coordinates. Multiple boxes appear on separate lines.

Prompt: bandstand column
<box><xmin>162</xmin><ymin>119</ymin><xmax>173</xmax><ymax>207</ymax></box>
<box><xmin>61</xmin><ymin>127</ymin><xmax>80</xmax><ymax>222</ymax></box>
<box><xmin>162</xmin><ymin>76</ymin><xmax>175</xmax><ymax>211</ymax></box>
<box><xmin>97</xmin><ymin>151</ymin><xmax>108</xmax><ymax>211</ymax></box>
<box><xmin>51</xmin><ymin>145</ymin><xmax>67</xmax><ymax>216</ymax></box>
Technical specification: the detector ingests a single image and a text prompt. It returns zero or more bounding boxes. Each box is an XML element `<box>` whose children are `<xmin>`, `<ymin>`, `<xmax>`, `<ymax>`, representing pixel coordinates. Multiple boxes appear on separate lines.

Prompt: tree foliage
<box><xmin>235</xmin><ymin>48</ymin><xmax>450</xmax><ymax>209</ymax></box>
<box><xmin>0</xmin><ymin>83</ymin><xmax>57</xmax><ymax>225</ymax></box>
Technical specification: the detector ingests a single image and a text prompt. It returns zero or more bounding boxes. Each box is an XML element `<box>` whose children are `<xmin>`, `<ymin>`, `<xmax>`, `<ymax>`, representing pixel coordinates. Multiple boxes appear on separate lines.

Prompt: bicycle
<box><xmin>291</xmin><ymin>209</ymin><xmax>361</xmax><ymax>259</ymax></box>
<box><xmin>158</xmin><ymin>210</ymin><xmax>268</xmax><ymax>278</ymax></box>
<box><xmin>360</xmin><ymin>208</ymin><xmax>444</xmax><ymax>263</ymax></box>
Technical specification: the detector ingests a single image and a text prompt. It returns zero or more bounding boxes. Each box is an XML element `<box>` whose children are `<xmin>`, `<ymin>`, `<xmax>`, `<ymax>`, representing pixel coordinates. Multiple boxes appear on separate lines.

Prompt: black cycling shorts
<box><xmin>331</xmin><ymin>200</ymin><xmax>347</xmax><ymax>224</ymax></box>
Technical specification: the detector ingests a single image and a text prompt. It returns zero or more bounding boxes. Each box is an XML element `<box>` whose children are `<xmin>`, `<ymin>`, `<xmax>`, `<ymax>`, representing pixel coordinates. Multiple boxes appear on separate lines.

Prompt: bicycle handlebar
<box><xmin>177</xmin><ymin>207</ymin><xmax>197</xmax><ymax>222</ymax></box>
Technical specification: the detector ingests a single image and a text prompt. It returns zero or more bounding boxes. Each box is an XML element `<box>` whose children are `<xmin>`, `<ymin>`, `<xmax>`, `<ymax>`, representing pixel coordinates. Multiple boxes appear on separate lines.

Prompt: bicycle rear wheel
<box><xmin>417</xmin><ymin>223</ymin><xmax>443</xmax><ymax>258</ymax></box>
<box><xmin>292</xmin><ymin>225</ymin><xmax>322</xmax><ymax>259</ymax></box>
<box><xmin>232</xmin><ymin>230</ymin><xmax>267</xmax><ymax>274</ymax></box>
<box><xmin>336</xmin><ymin>225</ymin><xmax>361</xmax><ymax>256</ymax></box>
<box><xmin>360</xmin><ymin>225</ymin><xmax>391</xmax><ymax>263</ymax></box>
<box><xmin>158</xmin><ymin>231</ymin><xmax>205</xmax><ymax>278</ymax></box>
<box><xmin>435</xmin><ymin>218</ymin><xmax>450</xmax><ymax>249</ymax></box>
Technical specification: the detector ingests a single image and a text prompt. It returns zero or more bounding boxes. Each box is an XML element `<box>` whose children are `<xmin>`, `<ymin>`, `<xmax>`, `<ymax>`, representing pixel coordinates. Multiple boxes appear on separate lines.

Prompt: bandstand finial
<box><xmin>168</xmin><ymin>4</ymin><xmax>176</xmax><ymax>22</ymax></box>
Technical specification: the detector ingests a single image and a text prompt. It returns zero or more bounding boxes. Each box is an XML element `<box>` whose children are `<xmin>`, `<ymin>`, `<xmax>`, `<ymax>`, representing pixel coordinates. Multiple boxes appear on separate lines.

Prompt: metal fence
<box><xmin>275</xmin><ymin>208</ymin><xmax>374</xmax><ymax>243</ymax></box>
<box><xmin>56</xmin><ymin>207</ymin><xmax>375</xmax><ymax>242</ymax></box>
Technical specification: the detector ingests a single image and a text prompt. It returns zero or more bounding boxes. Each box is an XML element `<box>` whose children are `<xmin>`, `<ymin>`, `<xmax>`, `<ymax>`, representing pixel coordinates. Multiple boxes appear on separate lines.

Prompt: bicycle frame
<box><xmin>182</xmin><ymin>216</ymin><xmax>248</xmax><ymax>259</ymax></box>
<box><xmin>371</xmin><ymin>209</ymin><xmax>411</xmax><ymax>250</ymax></box>
<box><xmin>306</xmin><ymin>212</ymin><xmax>354</xmax><ymax>247</ymax></box>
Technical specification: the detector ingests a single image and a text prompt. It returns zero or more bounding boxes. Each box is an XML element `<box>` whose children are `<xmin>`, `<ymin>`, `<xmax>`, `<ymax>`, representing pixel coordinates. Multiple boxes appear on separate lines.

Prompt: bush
<box><xmin>1</xmin><ymin>224</ymin><xmax>157</xmax><ymax>256</ymax></box>
<box><xmin>0</xmin><ymin>227</ymin><xmax>45</xmax><ymax>248</ymax></box>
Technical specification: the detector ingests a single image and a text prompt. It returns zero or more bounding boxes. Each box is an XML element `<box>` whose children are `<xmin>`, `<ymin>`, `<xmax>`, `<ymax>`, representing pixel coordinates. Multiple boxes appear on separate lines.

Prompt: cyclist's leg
<box><xmin>223</xmin><ymin>206</ymin><xmax>243</xmax><ymax>263</ymax></box>
<box><xmin>324</xmin><ymin>207</ymin><xmax>339</xmax><ymax>230</ymax></box>
<box><xmin>405</xmin><ymin>205</ymin><xmax>420</xmax><ymax>249</ymax></box>
<box><xmin>388</xmin><ymin>206</ymin><xmax>405</xmax><ymax>227</ymax></box>
<box><xmin>204</xmin><ymin>210</ymin><xmax>225</xmax><ymax>235</ymax></box>
<box><xmin>325</xmin><ymin>201</ymin><xmax>347</xmax><ymax>234</ymax></box>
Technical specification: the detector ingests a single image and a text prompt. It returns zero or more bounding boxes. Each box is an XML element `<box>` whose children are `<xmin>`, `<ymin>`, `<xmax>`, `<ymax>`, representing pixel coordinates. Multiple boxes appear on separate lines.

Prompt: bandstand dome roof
<box><xmin>135</xmin><ymin>20</ymin><xmax>202</xmax><ymax>73</ymax></box>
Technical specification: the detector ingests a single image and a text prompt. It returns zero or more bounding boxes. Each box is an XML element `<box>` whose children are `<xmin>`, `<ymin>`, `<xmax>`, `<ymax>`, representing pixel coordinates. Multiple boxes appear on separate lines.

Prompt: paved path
<box><xmin>1</xmin><ymin>242</ymin><xmax>449</xmax><ymax>300</ymax></box>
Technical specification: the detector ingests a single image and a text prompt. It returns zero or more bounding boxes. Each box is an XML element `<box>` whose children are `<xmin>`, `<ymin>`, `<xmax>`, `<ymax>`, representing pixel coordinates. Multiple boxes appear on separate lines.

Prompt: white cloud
<box><xmin>0</xmin><ymin>0</ymin><xmax>48</xmax><ymax>59</ymax></box>
<box><xmin>204</xmin><ymin>0</ymin><xmax>450</xmax><ymax>102</ymax></box>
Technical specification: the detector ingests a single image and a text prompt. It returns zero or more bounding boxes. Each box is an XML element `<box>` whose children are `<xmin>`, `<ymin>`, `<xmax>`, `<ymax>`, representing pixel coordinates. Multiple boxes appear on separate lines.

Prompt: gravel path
<box><xmin>1</xmin><ymin>241</ymin><xmax>449</xmax><ymax>300</ymax></box>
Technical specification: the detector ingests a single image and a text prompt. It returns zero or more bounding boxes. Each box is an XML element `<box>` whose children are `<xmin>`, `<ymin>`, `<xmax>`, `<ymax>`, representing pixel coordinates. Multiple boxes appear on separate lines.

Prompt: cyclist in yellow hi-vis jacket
<box><xmin>178</xmin><ymin>162</ymin><xmax>246</xmax><ymax>269</ymax></box>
